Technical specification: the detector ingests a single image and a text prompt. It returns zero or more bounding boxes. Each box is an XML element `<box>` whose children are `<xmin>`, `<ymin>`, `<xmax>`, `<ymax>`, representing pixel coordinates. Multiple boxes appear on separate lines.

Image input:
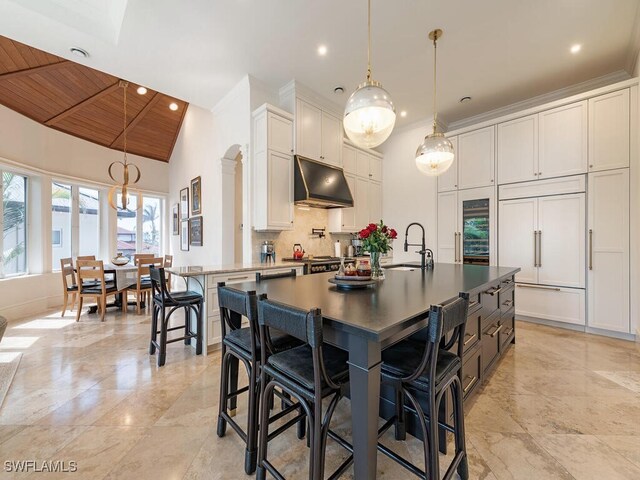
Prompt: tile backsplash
<box><xmin>252</xmin><ymin>207</ymin><xmax>353</xmax><ymax>262</ymax></box>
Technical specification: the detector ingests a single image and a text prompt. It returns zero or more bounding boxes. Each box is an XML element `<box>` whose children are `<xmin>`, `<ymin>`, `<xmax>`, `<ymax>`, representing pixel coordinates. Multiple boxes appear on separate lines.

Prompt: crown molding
<box><xmin>212</xmin><ymin>75</ymin><xmax>250</xmax><ymax>115</ymax></box>
<box><xmin>448</xmin><ymin>70</ymin><xmax>631</xmax><ymax>131</ymax></box>
<box><xmin>279</xmin><ymin>79</ymin><xmax>344</xmax><ymax>117</ymax></box>
<box><xmin>626</xmin><ymin>2</ymin><xmax>640</xmax><ymax>75</ymax></box>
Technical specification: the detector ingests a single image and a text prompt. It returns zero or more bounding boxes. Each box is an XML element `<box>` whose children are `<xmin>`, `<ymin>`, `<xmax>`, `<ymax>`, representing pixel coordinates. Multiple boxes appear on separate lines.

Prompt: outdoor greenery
<box><xmin>2</xmin><ymin>172</ymin><xmax>26</xmax><ymax>271</ymax></box>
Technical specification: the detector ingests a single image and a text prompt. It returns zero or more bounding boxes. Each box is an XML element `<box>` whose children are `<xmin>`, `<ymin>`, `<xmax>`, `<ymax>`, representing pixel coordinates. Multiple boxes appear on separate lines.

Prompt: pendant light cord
<box><xmin>366</xmin><ymin>0</ymin><xmax>372</xmax><ymax>82</ymax></box>
<box><xmin>432</xmin><ymin>34</ymin><xmax>438</xmax><ymax>134</ymax></box>
<box><xmin>123</xmin><ymin>83</ymin><xmax>128</xmax><ymax>164</ymax></box>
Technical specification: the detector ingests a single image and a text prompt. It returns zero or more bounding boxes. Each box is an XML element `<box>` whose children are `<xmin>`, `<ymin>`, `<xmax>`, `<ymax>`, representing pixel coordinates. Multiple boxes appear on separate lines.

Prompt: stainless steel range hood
<box><xmin>294</xmin><ymin>155</ymin><xmax>354</xmax><ymax>208</ymax></box>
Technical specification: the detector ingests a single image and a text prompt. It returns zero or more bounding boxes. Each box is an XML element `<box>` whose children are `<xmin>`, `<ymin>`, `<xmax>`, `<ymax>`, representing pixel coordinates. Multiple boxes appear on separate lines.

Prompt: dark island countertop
<box><xmin>230</xmin><ymin>263</ymin><xmax>520</xmax><ymax>342</ymax></box>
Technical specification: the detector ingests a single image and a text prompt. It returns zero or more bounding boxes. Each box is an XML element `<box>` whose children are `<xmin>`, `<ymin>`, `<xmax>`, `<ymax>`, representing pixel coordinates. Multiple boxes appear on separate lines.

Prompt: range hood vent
<box><xmin>294</xmin><ymin>155</ymin><xmax>354</xmax><ymax>208</ymax></box>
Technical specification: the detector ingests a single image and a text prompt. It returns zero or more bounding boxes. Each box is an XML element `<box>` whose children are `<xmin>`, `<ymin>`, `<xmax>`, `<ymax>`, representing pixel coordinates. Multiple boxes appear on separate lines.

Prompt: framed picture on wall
<box><xmin>172</xmin><ymin>204</ymin><xmax>179</xmax><ymax>235</ymax></box>
<box><xmin>180</xmin><ymin>220</ymin><xmax>189</xmax><ymax>251</ymax></box>
<box><xmin>180</xmin><ymin>187</ymin><xmax>189</xmax><ymax>221</ymax></box>
<box><xmin>191</xmin><ymin>176</ymin><xmax>202</xmax><ymax>215</ymax></box>
<box><xmin>189</xmin><ymin>216</ymin><xmax>203</xmax><ymax>246</ymax></box>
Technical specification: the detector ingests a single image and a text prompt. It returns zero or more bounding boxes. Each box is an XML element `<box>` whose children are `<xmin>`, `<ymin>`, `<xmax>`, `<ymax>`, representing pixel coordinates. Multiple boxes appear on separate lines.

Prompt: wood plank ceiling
<box><xmin>0</xmin><ymin>36</ymin><xmax>188</xmax><ymax>162</ymax></box>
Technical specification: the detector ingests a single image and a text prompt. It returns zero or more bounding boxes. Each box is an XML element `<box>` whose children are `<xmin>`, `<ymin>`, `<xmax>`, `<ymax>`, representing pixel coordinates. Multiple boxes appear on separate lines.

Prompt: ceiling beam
<box><xmin>109</xmin><ymin>92</ymin><xmax>160</xmax><ymax>147</ymax></box>
<box><xmin>0</xmin><ymin>60</ymin><xmax>69</xmax><ymax>81</ymax></box>
<box><xmin>44</xmin><ymin>81</ymin><xmax>121</xmax><ymax>126</ymax></box>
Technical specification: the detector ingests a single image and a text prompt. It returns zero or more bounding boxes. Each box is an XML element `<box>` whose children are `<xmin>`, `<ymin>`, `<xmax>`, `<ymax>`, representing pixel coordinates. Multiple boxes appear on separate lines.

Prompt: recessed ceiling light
<box><xmin>169</xmin><ymin>102</ymin><xmax>179</xmax><ymax>111</ymax></box>
<box><xmin>400</xmin><ymin>110</ymin><xmax>407</xmax><ymax>118</ymax></box>
<box><xmin>137</xmin><ymin>86</ymin><xmax>148</xmax><ymax>95</ymax></box>
<box><xmin>317</xmin><ymin>45</ymin><xmax>328</xmax><ymax>56</ymax></box>
<box><xmin>459</xmin><ymin>96</ymin><xmax>472</xmax><ymax>103</ymax></box>
<box><xmin>334</xmin><ymin>86</ymin><xmax>344</xmax><ymax>95</ymax></box>
<box><xmin>570</xmin><ymin>44</ymin><xmax>582</xmax><ymax>54</ymax></box>
<box><xmin>69</xmin><ymin>47</ymin><xmax>89</xmax><ymax>58</ymax></box>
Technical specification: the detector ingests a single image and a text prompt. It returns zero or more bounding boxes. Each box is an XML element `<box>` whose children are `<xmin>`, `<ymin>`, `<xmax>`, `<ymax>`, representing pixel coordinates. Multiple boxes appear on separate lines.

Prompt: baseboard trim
<box><xmin>517</xmin><ymin>315</ymin><xmax>636</xmax><ymax>341</ymax></box>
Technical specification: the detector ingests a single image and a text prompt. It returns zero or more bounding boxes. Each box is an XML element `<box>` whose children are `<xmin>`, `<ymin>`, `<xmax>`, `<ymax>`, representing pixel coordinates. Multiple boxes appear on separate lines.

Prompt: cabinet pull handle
<box><xmin>517</xmin><ymin>284</ymin><xmax>561</xmax><ymax>291</ymax></box>
<box><xmin>502</xmin><ymin>299</ymin><xmax>513</xmax><ymax>307</ymax></box>
<box><xmin>533</xmin><ymin>231</ymin><xmax>538</xmax><ymax>267</ymax></box>
<box><xmin>227</xmin><ymin>275</ymin><xmax>250</xmax><ymax>281</ymax></box>
<box><xmin>485</xmin><ymin>286</ymin><xmax>502</xmax><ymax>296</ymax></box>
<box><xmin>538</xmin><ymin>230</ymin><xmax>542</xmax><ymax>267</ymax></box>
<box><xmin>454</xmin><ymin>232</ymin><xmax>458</xmax><ymax>262</ymax></box>
<box><xmin>489</xmin><ymin>324</ymin><xmax>503</xmax><ymax>337</ymax></box>
<box><xmin>503</xmin><ymin>279</ymin><xmax>513</xmax><ymax>285</ymax></box>
<box><xmin>463</xmin><ymin>375</ymin><xmax>478</xmax><ymax>394</ymax></box>
<box><xmin>463</xmin><ymin>333</ymin><xmax>477</xmax><ymax>346</ymax></box>
<box><xmin>458</xmin><ymin>231</ymin><xmax>463</xmax><ymax>263</ymax></box>
<box><xmin>588</xmin><ymin>229</ymin><xmax>593</xmax><ymax>271</ymax></box>
<box><xmin>503</xmin><ymin>328</ymin><xmax>514</xmax><ymax>337</ymax></box>
<box><xmin>469</xmin><ymin>300</ymin><xmax>479</xmax><ymax>308</ymax></box>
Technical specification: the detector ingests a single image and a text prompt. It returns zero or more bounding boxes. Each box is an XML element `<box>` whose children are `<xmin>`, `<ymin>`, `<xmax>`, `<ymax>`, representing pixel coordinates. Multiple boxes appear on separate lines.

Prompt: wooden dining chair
<box><xmin>60</xmin><ymin>257</ymin><xmax>78</xmax><ymax>316</ymax></box>
<box><xmin>128</xmin><ymin>257</ymin><xmax>164</xmax><ymax>314</ymax></box>
<box><xmin>133</xmin><ymin>253</ymin><xmax>154</xmax><ymax>265</ymax></box>
<box><xmin>76</xmin><ymin>260</ymin><xmax>119</xmax><ymax>322</ymax></box>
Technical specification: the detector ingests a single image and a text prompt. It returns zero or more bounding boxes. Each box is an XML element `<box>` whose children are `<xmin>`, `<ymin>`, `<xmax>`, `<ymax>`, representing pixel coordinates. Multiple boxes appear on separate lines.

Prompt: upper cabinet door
<box><xmin>588</xmin><ymin>89</ymin><xmax>630</xmax><ymax>172</ymax></box>
<box><xmin>457</xmin><ymin>126</ymin><xmax>495</xmax><ymax>189</ymax></box>
<box><xmin>354</xmin><ymin>176</ymin><xmax>370</xmax><ymax>229</ymax></box>
<box><xmin>368</xmin><ymin>181</ymin><xmax>382</xmax><ymax>225</ymax></box>
<box><xmin>320</xmin><ymin>111</ymin><xmax>342</xmax><ymax>166</ymax></box>
<box><xmin>538</xmin><ymin>101</ymin><xmax>587</xmax><ymax>179</ymax></box>
<box><xmin>498</xmin><ymin>197</ymin><xmax>537</xmax><ymax>284</ymax></box>
<box><xmin>342</xmin><ymin>144</ymin><xmax>357</xmax><ymax>174</ymax></box>
<box><xmin>369</xmin><ymin>156</ymin><xmax>382</xmax><ymax>181</ymax></box>
<box><xmin>356</xmin><ymin>150</ymin><xmax>370</xmax><ymax>178</ymax></box>
<box><xmin>296</xmin><ymin>99</ymin><xmax>322</xmax><ymax>160</ymax></box>
<box><xmin>437</xmin><ymin>136</ymin><xmax>458</xmax><ymax>192</ymax></box>
<box><xmin>537</xmin><ymin>193</ymin><xmax>585</xmax><ymax>288</ymax></box>
<box><xmin>267</xmin><ymin>151</ymin><xmax>294</xmax><ymax>229</ymax></box>
<box><xmin>268</xmin><ymin>112</ymin><xmax>293</xmax><ymax>155</ymax></box>
<box><xmin>497</xmin><ymin>115</ymin><xmax>538</xmax><ymax>185</ymax></box>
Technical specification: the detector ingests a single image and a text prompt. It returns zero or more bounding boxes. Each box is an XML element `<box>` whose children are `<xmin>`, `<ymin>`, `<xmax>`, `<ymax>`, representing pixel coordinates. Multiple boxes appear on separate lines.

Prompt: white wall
<box><xmin>168</xmin><ymin>76</ymin><xmax>251</xmax><ymax>267</ymax></box>
<box><xmin>0</xmin><ymin>105</ymin><xmax>169</xmax><ymax>321</ymax></box>
<box><xmin>380</xmin><ymin>119</ymin><xmax>438</xmax><ymax>264</ymax></box>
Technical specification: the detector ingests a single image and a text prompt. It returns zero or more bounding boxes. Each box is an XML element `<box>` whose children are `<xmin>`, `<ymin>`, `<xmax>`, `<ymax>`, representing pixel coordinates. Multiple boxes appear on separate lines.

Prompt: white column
<box><xmin>220</xmin><ymin>157</ymin><xmax>237</xmax><ymax>264</ymax></box>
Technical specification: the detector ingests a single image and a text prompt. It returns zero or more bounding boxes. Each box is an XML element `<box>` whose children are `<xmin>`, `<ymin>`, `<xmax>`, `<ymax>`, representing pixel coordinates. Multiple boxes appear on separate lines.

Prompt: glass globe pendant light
<box><xmin>415</xmin><ymin>29</ymin><xmax>455</xmax><ymax>176</ymax></box>
<box><xmin>343</xmin><ymin>0</ymin><xmax>396</xmax><ymax>148</ymax></box>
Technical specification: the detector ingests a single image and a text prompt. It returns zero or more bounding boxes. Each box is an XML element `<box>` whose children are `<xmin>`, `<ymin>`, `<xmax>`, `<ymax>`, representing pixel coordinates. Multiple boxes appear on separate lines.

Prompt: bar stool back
<box><xmin>378</xmin><ymin>293</ymin><xmax>470</xmax><ymax>480</ymax></box>
<box><xmin>148</xmin><ymin>266</ymin><xmax>203</xmax><ymax>366</ymax></box>
<box><xmin>255</xmin><ymin>268</ymin><xmax>297</xmax><ymax>282</ymax></box>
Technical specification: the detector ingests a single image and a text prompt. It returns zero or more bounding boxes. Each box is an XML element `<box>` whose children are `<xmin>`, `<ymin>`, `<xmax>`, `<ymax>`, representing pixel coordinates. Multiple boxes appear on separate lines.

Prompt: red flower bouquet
<box><xmin>358</xmin><ymin>220</ymin><xmax>397</xmax><ymax>254</ymax></box>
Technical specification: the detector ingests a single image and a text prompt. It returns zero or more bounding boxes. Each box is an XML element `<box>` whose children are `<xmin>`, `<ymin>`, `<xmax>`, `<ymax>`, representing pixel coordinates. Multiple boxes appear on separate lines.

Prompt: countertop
<box><xmin>229</xmin><ymin>263</ymin><xmax>520</xmax><ymax>341</ymax></box>
<box><xmin>166</xmin><ymin>261</ymin><xmax>304</xmax><ymax>276</ymax></box>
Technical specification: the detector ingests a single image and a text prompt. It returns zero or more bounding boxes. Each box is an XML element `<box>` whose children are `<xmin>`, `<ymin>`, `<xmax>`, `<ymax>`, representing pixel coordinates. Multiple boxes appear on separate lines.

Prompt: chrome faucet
<box><xmin>404</xmin><ymin>222</ymin><xmax>432</xmax><ymax>270</ymax></box>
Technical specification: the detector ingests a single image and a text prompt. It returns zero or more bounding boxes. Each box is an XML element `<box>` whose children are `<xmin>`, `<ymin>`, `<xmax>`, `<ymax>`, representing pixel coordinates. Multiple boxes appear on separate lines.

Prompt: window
<box><xmin>142</xmin><ymin>196</ymin><xmax>161</xmax><ymax>255</ymax></box>
<box><xmin>78</xmin><ymin>187</ymin><xmax>99</xmax><ymax>258</ymax></box>
<box><xmin>116</xmin><ymin>193</ymin><xmax>137</xmax><ymax>258</ymax></box>
<box><xmin>51</xmin><ymin>182</ymin><xmax>72</xmax><ymax>268</ymax></box>
<box><xmin>1</xmin><ymin>172</ymin><xmax>27</xmax><ymax>277</ymax></box>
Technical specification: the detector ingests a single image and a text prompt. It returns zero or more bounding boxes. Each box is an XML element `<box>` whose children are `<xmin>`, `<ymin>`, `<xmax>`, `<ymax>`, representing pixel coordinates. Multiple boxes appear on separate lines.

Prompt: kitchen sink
<box><xmin>386</xmin><ymin>266</ymin><xmax>417</xmax><ymax>271</ymax></box>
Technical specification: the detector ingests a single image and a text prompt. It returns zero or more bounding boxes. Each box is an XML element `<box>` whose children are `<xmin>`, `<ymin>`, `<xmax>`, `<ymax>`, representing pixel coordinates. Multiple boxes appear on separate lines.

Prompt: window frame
<box><xmin>1</xmin><ymin>170</ymin><xmax>29</xmax><ymax>279</ymax></box>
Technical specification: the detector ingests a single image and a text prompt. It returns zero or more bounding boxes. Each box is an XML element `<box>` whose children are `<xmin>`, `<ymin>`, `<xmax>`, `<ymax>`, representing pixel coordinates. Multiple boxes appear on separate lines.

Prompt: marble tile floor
<box><xmin>0</xmin><ymin>307</ymin><xmax>639</xmax><ymax>479</ymax></box>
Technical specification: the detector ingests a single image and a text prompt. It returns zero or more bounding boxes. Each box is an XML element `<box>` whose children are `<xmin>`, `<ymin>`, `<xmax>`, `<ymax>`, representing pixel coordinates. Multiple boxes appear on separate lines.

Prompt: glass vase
<box><xmin>370</xmin><ymin>251</ymin><xmax>385</xmax><ymax>280</ymax></box>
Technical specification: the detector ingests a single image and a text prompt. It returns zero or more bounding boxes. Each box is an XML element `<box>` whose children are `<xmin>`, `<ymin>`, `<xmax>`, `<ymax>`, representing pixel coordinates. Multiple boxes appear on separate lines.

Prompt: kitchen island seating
<box><xmin>148</xmin><ymin>266</ymin><xmax>203</xmax><ymax>367</ymax></box>
<box><xmin>216</xmin><ymin>285</ymin><xmax>302</xmax><ymax>474</ymax></box>
<box><xmin>75</xmin><ymin>260</ymin><xmax>120</xmax><ymax>322</ymax></box>
<box><xmin>128</xmin><ymin>256</ymin><xmax>163</xmax><ymax>314</ymax></box>
<box><xmin>379</xmin><ymin>293</ymin><xmax>470</xmax><ymax>480</ymax></box>
<box><xmin>256</xmin><ymin>297</ymin><xmax>352</xmax><ymax>480</ymax></box>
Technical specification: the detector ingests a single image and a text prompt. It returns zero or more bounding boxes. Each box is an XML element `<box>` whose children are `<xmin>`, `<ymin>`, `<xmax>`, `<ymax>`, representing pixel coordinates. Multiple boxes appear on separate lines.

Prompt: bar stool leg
<box><xmin>195</xmin><ymin>302</ymin><xmax>203</xmax><ymax>355</ymax></box>
<box><xmin>158</xmin><ymin>306</ymin><xmax>168</xmax><ymax>367</ymax></box>
<box><xmin>217</xmin><ymin>346</ymin><xmax>229</xmax><ymax>437</ymax></box>
<box><xmin>228</xmin><ymin>355</ymin><xmax>239</xmax><ymax>416</ymax></box>
<box><xmin>452</xmin><ymin>378</ymin><xmax>469</xmax><ymax>480</ymax></box>
<box><xmin>149</xmin><ymin>303</ymin><xmax>158</xmax><ymax>354</ymax></box>
<box><xmin>428</xmin><ymin>393</ymin><xmax>440</xmax><ymax>480</ymax></box>
<box><xmin>395</xmin><ymin>388</ymin><xmax>407</xmax><ymax>440</ymax></box>
<box><xmin>184</xmin><ymin>306</ymin><xmax>191</xmax><ymax>345</ymax></box>
<box><xmin>244</xmin><ymin>362</ymin><xmax>259</xmax><ymax>474</ymax></box>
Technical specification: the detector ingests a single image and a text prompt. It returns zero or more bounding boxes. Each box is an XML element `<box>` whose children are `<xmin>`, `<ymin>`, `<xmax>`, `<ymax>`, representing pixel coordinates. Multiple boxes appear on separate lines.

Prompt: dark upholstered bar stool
<box><xmin>216</xmin><ymin>285</ymin><xmax>302</xmax><ymax>474</ymax></box>
<box><xmin>256</xmin><ymin>297</ymin><xmax>352</xmax><ymax>480</ymax></box>
<box><xmin>149</xmin><ymin>266</ymin><xmax>203</xmax><ymax>367</ymax></box>
<box><xmin>378</xmin><ymin>293</ymin><xmax>470</xmax><ymax>480</ymax></box>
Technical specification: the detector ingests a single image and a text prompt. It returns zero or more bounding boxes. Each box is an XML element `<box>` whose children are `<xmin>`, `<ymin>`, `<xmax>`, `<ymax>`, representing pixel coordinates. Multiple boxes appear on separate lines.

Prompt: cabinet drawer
<box><xmin>262</xmin><ymin>266</ymin><xmax>304</xmax><ymax>277</ymax></box>
<box><xmin>500</xmin><ymin>310</ymin><xmax>515</xmax><ymax>349</ymax></box>
<box><xmin>515</xmin><ymin>284</ymin><xmax>585</xmax><ymax>326</ymax></box>
<box><xmin>207</xmin><ymin>289</ymin><xmax>219</xmax><ymax>317</ymax></box>
<box><xmin>463</xmin><ymin>312</ymin><xmax>481</xmax><ymax>353</ymax></box>
<box><xmin>208</xmin><ymin>270</ymin><xmax>258</xmax><ymax>286</ymax></box>
<box><xmin>481</xmin><ymin>284</ymin><xmax>501</xmax><ymax>315</ymax></box>
<box><xmin>499</xmin><ymin>286</ymin><xmax>515</xmax><ymax>314</ymax></box>
<box><xmin>462</xmin><ymin>348</ymin><xmax>481</xmax><ymax>399</ymax></box>
<box><xmin>482</xmin><ymin>311</ymin><xmax>501</xmax><ymax>373</ymax></box>
<box><xmin>468</xmin><ymin>293</ymin><xmax>481</xmax><ymax>315</ymax></box>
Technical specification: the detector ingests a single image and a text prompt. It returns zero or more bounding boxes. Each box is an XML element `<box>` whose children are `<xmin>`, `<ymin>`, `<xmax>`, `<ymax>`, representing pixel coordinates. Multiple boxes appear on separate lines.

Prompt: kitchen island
<box><xmin>229</xmin><ymin>262</ymin><xmax>520</xmax><ymax>479</ymax></box>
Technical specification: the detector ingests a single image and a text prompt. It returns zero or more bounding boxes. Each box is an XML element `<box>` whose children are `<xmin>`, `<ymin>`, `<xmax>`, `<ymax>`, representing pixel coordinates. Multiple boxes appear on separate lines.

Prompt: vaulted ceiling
<box><xmin>0</xmin><ymin>36</ymin><xmax>187</xmax><ymax>162</ymax></box>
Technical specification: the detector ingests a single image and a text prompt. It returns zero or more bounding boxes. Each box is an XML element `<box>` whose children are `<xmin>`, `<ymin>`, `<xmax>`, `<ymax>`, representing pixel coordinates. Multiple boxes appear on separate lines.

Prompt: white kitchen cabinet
<box><xmin>295</xmin><ymin>98</ymin><xmax>342</xmax><ymax>166</ymax></box>
<box><xmin>328</xmin><ymin>173</ymin><xmax>357</xmax><ymax>233</ymax></box>
<box><xmin>356</xmin><ymin>150</ymin><xmax>382</xmax><ymax>181</ymax></box>
<box><xmin>458</xmin><ymin>126</ymin><xmax>495</xmax><ymax>189</ymax></box>
<box><xmin>355</xmin><ymin>176</ymin><xmax>369</xmax><ymax>229</ymax></box>
<box><xmin>253</xmin><ymin>104</ymin><xmax>294</xmax><ymax>231</ymax></box>
<box><xmin>538</xmin><ymin>100</ymin><xmax>587</xmax><ymax>179</ymax></box>
<box><xmin>499</xmin><ymin>193</ymin><xmax>585</xmax><ymax>289</ymax></box>
<box><xmin>497</xmin><ymin>115</ymin><xmax>538</xmax><ymax>184</ymax></box>
<box><xmin>369</xmin><ymin>180</ymin><xmax>382</xmax><ymax>224</ymax></box>
<box><xmin>515</xmin><ymin>284</ymin><xmax>585</xmax><ymax>326</ymax></box>
<box><xmin>437</xmin><ymin>191</ymin><xmax>458</xmax><ymax>263</ymax></box>
<box><xmin>369</xmin><ymin>156</ymin><xmax>382</xmax><ymax>182</ymax></box>
<box><xmin>437</xmin><ymin>136</ymin><xmax>458</xmax><ymax>192</ymax></box>
<box><xmin>343</xmin><ymin>144</ymin><xmax>357</xmax><ymax>174</ymax></box>
<box><xmin>588</xmin><ymin>89</ymin><xmax>630</xmax><ymax>172</ymax></box>
<box><xmin>588</xmin><ymin>168</ymin><xmax>630</xmax><ymax>333</ymax></box>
